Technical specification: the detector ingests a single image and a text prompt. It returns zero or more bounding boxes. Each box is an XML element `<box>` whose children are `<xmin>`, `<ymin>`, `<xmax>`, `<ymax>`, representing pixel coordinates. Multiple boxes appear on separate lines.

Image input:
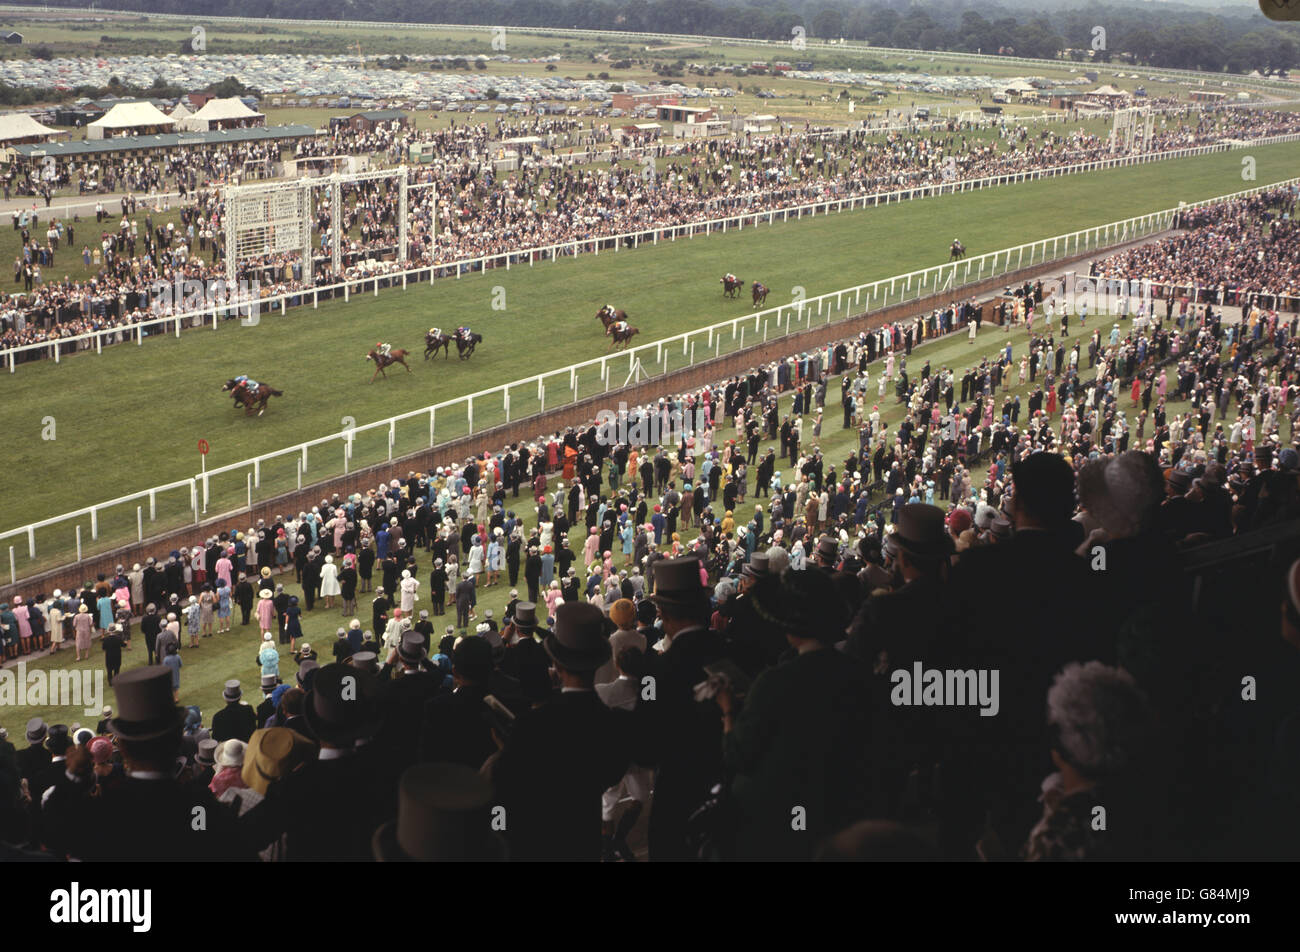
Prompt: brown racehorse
<box><xmin>751</xmin><ymin>281</ymin><xmax>769</xmax><ymax>308</ymax></box>
<box><xmin>425</xmin><ymin>331</ymin><xmax>452</xmax><ymax>359</ymax></box>
<box><xmin>455</xmin><ymin>332</ymin><xmax>482</xmax><ymax>360</ymax></box>
<box><xmin>367</xmin><ymin>348</ymin><xmax>411</xmax><ymax>381</ymax></box>
<box><xmin>597</xmin><ymin>305</ymin><xmax>628</xmax><ymax>331</ymax></box>
<box><xmin>221</xmin><ymin>379</ymin><xmax>284</xmax><ymax>417</ymax></box>
<box><xmin>949</xmin><ymin>240</ymin><xmax>967</xmax><ymax>261</ymax></box>
<box><xmin>609</xmin><ymin>324</ymin><xmax>639</xmax><ymax>349</ymax></box>
<box><xmin>721</xmin><ymin>275</ymin><xmax>743</xmax><ymax>298</ymax></box>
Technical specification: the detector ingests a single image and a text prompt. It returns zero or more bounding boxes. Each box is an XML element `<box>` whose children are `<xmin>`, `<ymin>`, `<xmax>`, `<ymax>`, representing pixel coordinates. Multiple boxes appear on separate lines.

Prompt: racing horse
<box><xmin>949</xmin><ymin>239</ymin><xmax>967</xmax><ymax>261</ymax></box>
<box><xmin>425</xmin><ymin>331</ymin><xmax>452</xmax><ymax>359</ymax></box>
<box><xmin>596</xmin><ymin>305</ymin><xmax>628</xmax><ymax>332</ymax></box>
<box><xmin>221</xmin><ymin>379</ymin><xmax>284</xmax><ymax>417</ymax></box>
<box><xmin>456</xmin><ymin>332</ymin><xmax>482</xmax><ymax>360</ymax></box>
<box><xmin>721</xmin><ymin>275</ymin><xmax>743</xmax><ymax>298</ymax></box>
<box><xmin>367</xmin><ymin>347</ymin><xmax>411</xmax><ymax>381</ymax></box>
<box><xmin>609</xmin><ymin>324</ymin><xmax>639</xmax><ymax>349</ymax></box>
<box><xmin>751</xmin><ymin>281</ymin><xmax>769</xmax><ymax>308</ymax></box>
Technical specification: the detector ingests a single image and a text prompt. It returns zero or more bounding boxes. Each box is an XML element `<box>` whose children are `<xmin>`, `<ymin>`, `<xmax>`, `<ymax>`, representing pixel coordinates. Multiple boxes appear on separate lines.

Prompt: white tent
<box><xmin>178</xmin><ymin>97</ymin><xmax>264</xmax><ymax>132</ymax></box>
<box><xmin>86</xmin><ymin>101</ymin><xmax>176</xmax><ymax>139</ymax></box>
<box><xmin>0</xmin><ymin>112</ymin><xmax>60</xmax><ymax>144</ymax></box>
<box><xmin>168</xmin><ymin>101</ymin><xmax>192</xmax><ymax>121</ymax></box>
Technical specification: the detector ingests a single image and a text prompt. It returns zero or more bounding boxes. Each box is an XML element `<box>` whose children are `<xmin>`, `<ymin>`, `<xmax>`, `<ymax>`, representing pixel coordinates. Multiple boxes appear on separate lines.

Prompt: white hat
<box><xmin>259</xmin><ymin>589</ymin><xmax>272</xmax><ymax>599</ymax></box>
<box><xmin>262</xmin><ymin>632</ymin><xmax>273</xmax><ymax>641</ymax></box>
<box><xmin>214</xmin><ymin>739</ymin><xmax>246</xmax><ymax>769</ymax></box>
<box><xmin>325</xmin><ymin>554</ymin><xmax>334</xmax><ymax>564</ymax></box>
<box><xmin>401</xmin><ymin>569</ymin><xmax>411</xmax><ymax>579</ymax></box>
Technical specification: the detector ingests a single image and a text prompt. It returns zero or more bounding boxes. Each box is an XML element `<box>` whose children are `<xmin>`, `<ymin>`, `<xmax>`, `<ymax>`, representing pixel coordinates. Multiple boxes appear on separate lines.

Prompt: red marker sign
<box><xmin>198</xmin><ymin>439</ymin><xmax>210</xmax><ymax>456</ymax></box>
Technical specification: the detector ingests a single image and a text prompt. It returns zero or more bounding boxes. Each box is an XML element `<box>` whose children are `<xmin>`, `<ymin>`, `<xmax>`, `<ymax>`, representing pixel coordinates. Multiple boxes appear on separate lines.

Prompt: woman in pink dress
<box><xmin>73</xmin><ymin>604</ymin><xmax>94</xmax><ymax>661</ymax></box>
<box><xmin>12</xmin><ymin>598</ymin><xmax>31</xmax><ymax>655</ymax></box>
<box><xmin>256</xmin><ymin>589</ymin><xmax>275</xmax><ymax>632</ymax></box>
<box><xmin>215</xmin><ymin>551</ymin><xmax>233</xmax><ymax>590</ymax></box>
<box><xmin>1046</xmin><ymin>387</ymin><xmax>1057</xmax><ymax>417</ymax></box>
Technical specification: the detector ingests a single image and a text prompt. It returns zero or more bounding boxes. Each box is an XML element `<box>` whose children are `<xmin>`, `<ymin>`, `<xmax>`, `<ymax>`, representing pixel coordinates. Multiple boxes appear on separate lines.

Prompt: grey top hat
<box><xmin>195</xmin><ymin>738</ymin><xmax>218</xmax><ymax>766</ymax></box>
<box><xmin>371</xmin><ymin>762</ymin><xmax>505</xmax><ymax>862</ymax></box>
<box><xmin>222</xmin><ymin>679</ymin><xmax>242</xmax><ymax>702</ymax></box>
<box><xmin>25</xmin><ymin>717</ymin><xmax>47</xmax><ymax>744</ymax></box>
<box><xmin>544</xmin><ymin>603</ymin><xmax>612</xmax><ymax>672</ymax></box>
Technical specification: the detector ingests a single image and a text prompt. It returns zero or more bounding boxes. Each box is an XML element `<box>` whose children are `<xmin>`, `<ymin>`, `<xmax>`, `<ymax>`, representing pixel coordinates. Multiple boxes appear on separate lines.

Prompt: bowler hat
<box><xmin>372</xmin><ymin>762</ymin><xmax>507</xmax><ymax>862</ymax></box>
<box><xmin>303</xmin><ymin>664</ymin><xmax>382</xmax><ymax>743</ymax></box>
<box><xmin>109</xmin><ymin>667</ymin><xmax>186</xmax><ymax>741</ymax></box>
<box><xmin>544</xmin><ymin>603</ymin><xmax>612</xmax><ymax>672</ymax></box>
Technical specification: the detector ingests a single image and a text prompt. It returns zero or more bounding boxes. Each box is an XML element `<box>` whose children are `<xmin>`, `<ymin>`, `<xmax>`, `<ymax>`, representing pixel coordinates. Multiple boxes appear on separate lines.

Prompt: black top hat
<box><xmin>372</xmin><ymin>762</ymin><xmax>507</xmax><ymax>862</ymax></box>
<box><xmin>512</xmin><ymin>601</ymin><xmax>539</xmax><ymax>632</ymax></box>
<box><xmin>741</xmin><ymin>552</ymin><xmax>772</xmax><ymax>580</ymax></box>
<box><xmin>45</xmin><ymin>724</ymin><xmax>72</xmax><ymax>756</ymax></box>
<box><xmin>544</xmin><ymin>603</ymin><xmax>613</xmax><ymax>672</ymax></box>
<box><xmin>649</xmin><ymin>556</ymin><xmax>709</xmax><ymax>611</ymax></box>
<box><xmin>109</xmin><ymin>667</ymin><xmax>186</xmax><ymax>741</ymax></box>
<box><xmin>222</xmin><ymin>680</ymin><xmax>242</xmax><ymax>702</ymax></box>
<box><xmin>397</xmin><ymin>632</ymin><xmax>426</xmax><ymax>665</ymax></box>
<box><xmin>303</xmin><ymin>664</ymin><xmax>382</xmax><ymax>744</ymax></box>
<box><xmin>892</xmin><ymin>504</ymin><xmax>955</xmax><ymax>560</ymax></box>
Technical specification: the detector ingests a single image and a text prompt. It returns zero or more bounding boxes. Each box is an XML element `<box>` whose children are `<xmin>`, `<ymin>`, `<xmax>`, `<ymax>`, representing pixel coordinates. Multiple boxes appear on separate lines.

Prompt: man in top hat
<box><xmin>15</xmin><ymin>718</ymin><xmax>50</xmax><ymax>792</ymax></box>
<box><xmin>241</xmin><ymin>664</ymin><xmax>398</xmax><ymax>861</ymax></box>
<box><xmin>633</xmin><ymin>556</ymin><xmax>726</xmax><ymax>861</ymax></box>
<box><xmin>936</xmin><ymin>451</ymin><xmax>1104</xmax><ymax>857</ymax></box>
<box><xmin>255</xmin><ymin>675</ymin><xmax>280</xmax><ymax>727</ymax></box>
<box><xmin>847</xmin><ymin>504</ymin><xmax>953</xmax><ymax>674</ymax></box>
<box><xmin>372</xmin><ymin>762</ymin><xmax>506</xmax><ymax>862</ymax></box>
<box><xmin>716</xmin><ymin>551</ymin><xmax>786</xmax><ymax>675</ymax></box>
<box><xmin>43</xmin><ymin>667</ymin><xmax>254</xmax><ymax>860</ymax></box>
<box><xmin>417</xmin><ymin>636</ymin><xmax>498</xmax><ymax>769</ymax></box>
<box><xmin>490</xmin><ymin>603</ymin><xmax>632</xmax><ymax>861</ymax></box>
<box><xmin>813</xmin><ymin>535</ymin><xmax>840</xmax><ymax>572</ymax></box>
<box><xmin>212</xmin><ymin>680</ymin><xmax>258</xmax><ymax>744</ymax></box>
<box><xmin>376</xmin><ymin>632</ymin><xmax>443</xmax><ymax>773</ymax></box>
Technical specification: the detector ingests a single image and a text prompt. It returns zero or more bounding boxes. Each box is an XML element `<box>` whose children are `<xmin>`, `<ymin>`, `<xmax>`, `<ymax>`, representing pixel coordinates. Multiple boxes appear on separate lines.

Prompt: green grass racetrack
<box><xmin>3</xmin><ymin>139</ymin><xmax>1298</xmax><ymax>574</ymax></box>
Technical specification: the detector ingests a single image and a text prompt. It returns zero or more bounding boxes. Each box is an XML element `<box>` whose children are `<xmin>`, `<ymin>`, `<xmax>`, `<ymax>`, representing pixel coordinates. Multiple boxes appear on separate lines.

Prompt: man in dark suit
<box><xmin>491</xmin><ymin>603</ymin><xmax>632</xmax><ymax>861</ymax></box>
<box><xmin>211</xmin><ymin>680</ymin><xmax>258</xmax><ymax>743</ymax></box>
<box><xmin>241</xmin><ymin>664</ymin><xmax>399</xmax><ymax>861</ymax></box>
<box><xmin>15</xmin><ymin>719</ymin><xmax>50</xmax><ymax>793</ymax></box>
<box><xmin>632</xmin><ymin>557</ymin><xmax>725</xmax><ymax>861</ymax></box>
<box><xmin>377</xmin><ymin>632</ymin><xmax>442</xmax><ymax>772</ymax></box>
<box><xmin>418</xmin><ymin>635</ymin><xmax>496</xmax><ymax>769</ymax></box>
<box><xmin>936</xmin><ymin>452</ymin><xmax>1106</xmax><ymax>859</ymax></box>
<box><xmin>42</xmin><ymin>667</ymin><xmax>255</xmax><ymax>860</ymax></box>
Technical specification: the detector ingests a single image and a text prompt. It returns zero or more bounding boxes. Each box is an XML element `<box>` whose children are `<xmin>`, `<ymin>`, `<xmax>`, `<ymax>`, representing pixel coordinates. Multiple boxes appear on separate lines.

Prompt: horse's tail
<box><xmin>268</xmin><ymin>388</ymin><xmax>284</xmax><ymax>397</ymax></box>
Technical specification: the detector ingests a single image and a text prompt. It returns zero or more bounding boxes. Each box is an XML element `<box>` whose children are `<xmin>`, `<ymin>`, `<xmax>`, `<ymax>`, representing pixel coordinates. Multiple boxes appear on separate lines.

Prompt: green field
<box><xmin>3</xmin><ymin>139</ymin><xmax>1298</xmax><ymax>576</ymax></box>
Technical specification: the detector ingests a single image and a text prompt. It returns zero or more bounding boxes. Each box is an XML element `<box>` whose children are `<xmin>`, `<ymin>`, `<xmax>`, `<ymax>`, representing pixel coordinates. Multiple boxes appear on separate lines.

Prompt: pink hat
<box><xmin>89</xmin><ymin>736</ymin><xmax>112</xmax><ymax>764</ymax></box>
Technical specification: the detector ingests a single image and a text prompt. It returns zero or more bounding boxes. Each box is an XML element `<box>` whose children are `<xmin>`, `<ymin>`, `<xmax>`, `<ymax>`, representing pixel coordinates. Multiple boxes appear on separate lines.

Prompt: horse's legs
<box><xmin>403</xmin><ymin>359</ymin><xmax>411</xmax><ymax>373</ymax></box>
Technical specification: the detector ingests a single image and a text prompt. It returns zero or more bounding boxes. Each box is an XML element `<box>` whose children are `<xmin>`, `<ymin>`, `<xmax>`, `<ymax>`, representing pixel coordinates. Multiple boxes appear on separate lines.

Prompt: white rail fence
<box><xmin>7</xmin><ymin>137</ymin><xmax>1290</xmax><ymax>371</ymax></box>
<box><xmin>3</xmin><ymin>175</ymin><xmax>1296</xmax><ymax>583</ymax></box>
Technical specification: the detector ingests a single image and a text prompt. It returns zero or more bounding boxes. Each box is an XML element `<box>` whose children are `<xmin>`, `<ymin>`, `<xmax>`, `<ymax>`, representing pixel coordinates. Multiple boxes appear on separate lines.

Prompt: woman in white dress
<box><xmin>399</xmin><ymin>569</ymin><xmax>419</xmax><ymax>614</ymax></box>
<box><xmin>467</xmin><ymin>537</ymin><xmax>486</xmax><ymax>583</ymax></box>
<box><xmin>319</xmin><ymin>554</ymin><xmax>341</xmax><ymax>608</ymax></box>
